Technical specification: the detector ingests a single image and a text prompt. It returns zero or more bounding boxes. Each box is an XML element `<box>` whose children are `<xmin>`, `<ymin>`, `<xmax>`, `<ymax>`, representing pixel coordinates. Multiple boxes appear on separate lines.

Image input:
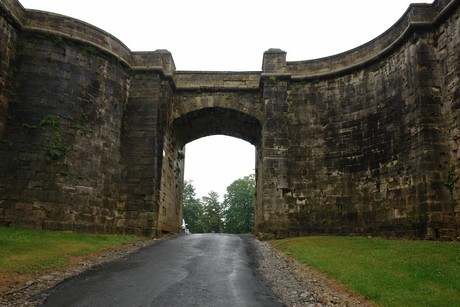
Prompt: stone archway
<box><xmin>157</xmin><ymin>106</ymin><xmax>262</xmax><ymax>234</ymax></box>
<box><xmin>172</xmin><ymin>107</ymin><xmax>262</xmax><ymax>147</ymax></box>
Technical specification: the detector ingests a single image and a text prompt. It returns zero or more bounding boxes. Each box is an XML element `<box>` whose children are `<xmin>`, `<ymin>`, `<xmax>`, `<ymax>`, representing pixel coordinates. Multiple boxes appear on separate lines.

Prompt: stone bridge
<box><xmin>0</xmin><ymin>0</ymin><xmax>459</xmax><ymax>239</ymax></box>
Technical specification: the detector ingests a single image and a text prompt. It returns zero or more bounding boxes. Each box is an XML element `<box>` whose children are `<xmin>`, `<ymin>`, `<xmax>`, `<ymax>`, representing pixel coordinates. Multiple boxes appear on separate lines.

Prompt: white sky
<box><xmin>19</xmin><ymin>0</ymin><xmax>433</xmax><ymax>200</ymax></box>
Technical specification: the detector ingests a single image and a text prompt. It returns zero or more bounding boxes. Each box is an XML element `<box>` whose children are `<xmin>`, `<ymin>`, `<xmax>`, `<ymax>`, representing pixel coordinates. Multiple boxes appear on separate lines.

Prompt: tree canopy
<box><xmin>223</xmin><ymin>174</ymin><xmax>255</xmax><ymax>234</ymax></box>
<box><xmin>182</xmin><ymin>180</ymin><xmax>205</xmax><ymax>233</ymax></box>
<box><xmin>182</xmin><ymin>174</ymin><xmax>255</xmax><ymax>234</ymax></box>
<box><xmin>202</xmin><ymin>191</ymin><xmax>223</xmax><ymax>233</ymax></box>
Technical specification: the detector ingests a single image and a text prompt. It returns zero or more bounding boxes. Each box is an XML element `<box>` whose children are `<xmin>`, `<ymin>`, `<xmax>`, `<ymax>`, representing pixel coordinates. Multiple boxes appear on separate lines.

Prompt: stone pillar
<box><xmin>412</xmin><ymin>42</ymin><xmax>454</xmax><ymax>239</ymax></box>
<box><xmin>257</xmin><ymin>49</ymin><xmax>292</xmax><ymax>239</ymax></box>
<box><xmin>120</xmin><ymin>50</ymin><xmax>177</xmax><ymax>236</ymax></box>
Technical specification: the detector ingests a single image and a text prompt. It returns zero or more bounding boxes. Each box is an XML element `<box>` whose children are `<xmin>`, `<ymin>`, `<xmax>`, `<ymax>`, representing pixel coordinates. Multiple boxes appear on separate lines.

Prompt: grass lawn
<box><xmin>0</xmin><ymin>226</ymin><xmax>139</xmax><ymax>285</ymax></box>
<box><xmin>273</xmin><ymin>236</ymin><xmax>460</xmax><ymax>307</ymax></box>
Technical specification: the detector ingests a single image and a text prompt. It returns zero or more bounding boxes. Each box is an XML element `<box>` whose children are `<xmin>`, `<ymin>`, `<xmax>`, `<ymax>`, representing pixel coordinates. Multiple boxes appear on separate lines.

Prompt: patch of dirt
<box><xmin>0</xmin><ymin>272</ymin><xmax>29</xmax><ymax>294</ymax></box>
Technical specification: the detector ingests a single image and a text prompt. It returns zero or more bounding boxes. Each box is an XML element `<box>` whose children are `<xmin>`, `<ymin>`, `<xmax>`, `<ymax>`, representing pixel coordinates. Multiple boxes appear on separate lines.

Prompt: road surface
<box><xmin>42</xmin><ymin>233</ymin><xmax>283</xmax><ymax>306</ymax></box>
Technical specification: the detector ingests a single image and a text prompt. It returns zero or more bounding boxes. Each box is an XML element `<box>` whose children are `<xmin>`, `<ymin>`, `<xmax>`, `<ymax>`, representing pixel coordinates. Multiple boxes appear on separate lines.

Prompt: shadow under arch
<box><xmin>172</xmin><ymin>107</ymin><xmax>262</xmax><ymax>148</ymax></box>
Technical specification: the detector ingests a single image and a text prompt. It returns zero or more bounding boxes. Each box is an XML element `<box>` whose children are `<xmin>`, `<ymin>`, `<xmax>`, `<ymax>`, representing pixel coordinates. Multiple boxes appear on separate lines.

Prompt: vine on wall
<box><xmin>40</xmin><ymin>116</ymin><xmax>69</xmax><ymax>163</ymax></box>
<box><xmin>441</xmin><ymin>165</ymin><xmax>458</xmax><ymax>198</ymax></box>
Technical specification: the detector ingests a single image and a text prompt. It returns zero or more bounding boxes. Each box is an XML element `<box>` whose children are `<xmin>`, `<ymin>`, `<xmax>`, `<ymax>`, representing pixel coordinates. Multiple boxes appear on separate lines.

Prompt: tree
<box><xmin>201</xmin><ymin>191</ymin><xmax>223</xmax><ymax>233</ymax></box>
<box><xmin>182</xmin><ymin>180</ymin><xmax>205</xmax><ymax>233</ymax></box>
<box><xmin>223</xmin><ymin>174</ymin><xmax>255</xmax><ymax>234</ymax></box>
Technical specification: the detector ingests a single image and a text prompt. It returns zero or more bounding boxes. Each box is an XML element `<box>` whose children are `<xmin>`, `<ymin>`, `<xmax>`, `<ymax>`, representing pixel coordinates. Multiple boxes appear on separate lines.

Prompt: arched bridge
<box><xmin>0</xmin><ymin>0</ymin><xmax>459</xmax><ymax>239</ymax></box>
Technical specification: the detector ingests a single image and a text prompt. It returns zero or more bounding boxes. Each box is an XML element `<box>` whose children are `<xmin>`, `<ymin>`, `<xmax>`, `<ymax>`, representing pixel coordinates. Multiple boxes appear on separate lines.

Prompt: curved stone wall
<box><xmin>0</xmin><ymin>1</ymin><xmax>175</xmax><ymax>235</ymax></box>
<box><xmin>0</xmin><ymin>0</ymin><xmax>458</xmax><ymax>239</ymax></box>
<box><xmin>254</xmin><ymin>0</ymin><xmax>460</xmax><ymax>240</ymax></box>
<box><xmin>0</xmin><ymin>28</ymin><xmax>129</xmax><ymax>232</ymax></box>
<box><xmin>280</xmin><ymin>40</ymin><xmax>442</xmax><ymax>237</ymax></box>
<box><xmin>286</xmin><ymin>0</ymin><xmax>457</xmax><ymax>79</ymax></box>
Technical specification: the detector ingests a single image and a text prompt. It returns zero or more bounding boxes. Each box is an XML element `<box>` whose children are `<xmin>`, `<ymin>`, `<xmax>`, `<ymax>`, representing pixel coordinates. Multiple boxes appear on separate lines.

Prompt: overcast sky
<box><xmin>19</xmin><ymin>0</ymin><xmax>433</xmax><ymax>200</ymax></box>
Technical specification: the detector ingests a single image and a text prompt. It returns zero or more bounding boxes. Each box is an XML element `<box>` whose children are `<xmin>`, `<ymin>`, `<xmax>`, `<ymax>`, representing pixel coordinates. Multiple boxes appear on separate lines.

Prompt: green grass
<box><xmin>0</xmin><ymin>227</ymin><xmax>139</xmax><ymax>274</ymax></box>
<box><xmin>273</xmin><ymin>236</ymin><xmax>460</xmax><ymax>307</ymax></box>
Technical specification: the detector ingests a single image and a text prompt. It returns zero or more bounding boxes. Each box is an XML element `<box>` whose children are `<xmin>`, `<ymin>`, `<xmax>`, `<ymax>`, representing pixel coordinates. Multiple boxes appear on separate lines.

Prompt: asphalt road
<box><xmin>41</xmin><ymin>233</ymin><xmax>283</xmax><ymax>307</ymax></box>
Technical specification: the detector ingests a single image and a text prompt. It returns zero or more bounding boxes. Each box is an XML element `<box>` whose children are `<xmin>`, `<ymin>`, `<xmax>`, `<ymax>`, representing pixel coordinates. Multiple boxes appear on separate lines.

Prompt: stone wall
<box><xmin>0</xmin><ymin>28</ymin><xmax>129</xmax><ymax>232</ymax></box>
<box><xmin>157</xmin><ymin>122</ymin><xmax>184</xmax><ymax>233</ymax></box>
<box><xmin>281</xmin><ymin>39</ymin><xmax>444</xmax><ymax>238</ymax></box>
<box><xmin>121</xmin><ymin>71</ymin><xmax>163</xmax><ymax>235</ymax></box>
<box><xmin>256</xmin><ymin>2</ymin><xmax>460</xmax><ymax>240</ymax></box>
<box><xmin>157</xmin><ymin>75</ymin><xmax>183</xmax><ymax>234</ymax></box>
<box><xmin>0</xmin><ymin>0</ymin><xmax>459</xmax><ymax>239</ymax></box>
<box><xmin>0</xmin><ymin>2</ymin><xmax>175</xmax><ymax>235</ymax></box>
<box><xmin>437</xmin><ymin>5</ymin><xmax>460</xmax><ymax>239</ymax></box>
<box><xmin>0</xmin><ymin>0</ymin><xmax>20</xmax><ymax>136</ymax></box>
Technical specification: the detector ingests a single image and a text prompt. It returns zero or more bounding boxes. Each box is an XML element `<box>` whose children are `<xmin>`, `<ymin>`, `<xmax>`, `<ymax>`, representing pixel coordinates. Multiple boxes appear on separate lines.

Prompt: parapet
<box><xmin>0</xmin><ymin>0</ymin><xmax>176</xmax><ymax>77</ymax></box>
<box><xmin>173</xmin><ymin>71</ymin><xmax>260</xmax><ymax>91</ymax></box>
<box><xmin>1</xmin><ymin>0</ymin><xmax>457</xmax><ymax>82</ymax></box>
<box><xmin>286</xmin><ymin>0</ymin><xmax>458</xmax><ymax>80</ymax></box>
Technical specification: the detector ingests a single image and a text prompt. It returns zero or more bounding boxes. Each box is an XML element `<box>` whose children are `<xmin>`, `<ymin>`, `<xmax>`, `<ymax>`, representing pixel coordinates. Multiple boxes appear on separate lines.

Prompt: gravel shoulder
<box><xmin>244</xmin><ymin>235</ymin><xmax>374</xmax><ymax>307</ymax></box>
<box><xmin>1</xmin><ymin>234</ymin><xmax>374</xmax><ymax>307</ymax></box>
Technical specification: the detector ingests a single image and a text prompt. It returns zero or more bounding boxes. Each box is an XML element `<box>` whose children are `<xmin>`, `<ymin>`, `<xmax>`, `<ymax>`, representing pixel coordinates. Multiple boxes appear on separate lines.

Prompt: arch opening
<box><xmin>183</xmin><ymin>135</ymin><xmax>256</xmax><ymax>234</ymax></box>
<box><xmin>158</xmin><ymin>107</ymin><xmax>262</xmax><ymax>234</ymax></box>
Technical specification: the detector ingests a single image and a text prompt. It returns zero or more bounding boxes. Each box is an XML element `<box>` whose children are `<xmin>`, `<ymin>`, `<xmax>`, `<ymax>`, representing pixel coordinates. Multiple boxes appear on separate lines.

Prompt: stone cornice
<box><xmin>287</xmin><ymin>0</ymin><xmax>460</xmax><ymax>80</ymax></box>
<box><xmin>1</xmin><ymin>0</ymin><xmax>458</xmax><ymax>84</ymax></box>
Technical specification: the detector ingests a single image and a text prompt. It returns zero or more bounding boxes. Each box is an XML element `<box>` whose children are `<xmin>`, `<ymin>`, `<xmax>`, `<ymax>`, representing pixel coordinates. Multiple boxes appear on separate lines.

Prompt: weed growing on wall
<box><xmin>441</xmin><ymin>165</ymin><xmax>457</xmax><ymax>194</ymax></box>
<box><xmin>71</xmin><ymin>124</ymin><xmax>93</xmax><ymax>137</ymax></box>
<box><xmin>40</xmin><ymin>116</ymin><xmax>70</xmax><ymax>163</ymax></box>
